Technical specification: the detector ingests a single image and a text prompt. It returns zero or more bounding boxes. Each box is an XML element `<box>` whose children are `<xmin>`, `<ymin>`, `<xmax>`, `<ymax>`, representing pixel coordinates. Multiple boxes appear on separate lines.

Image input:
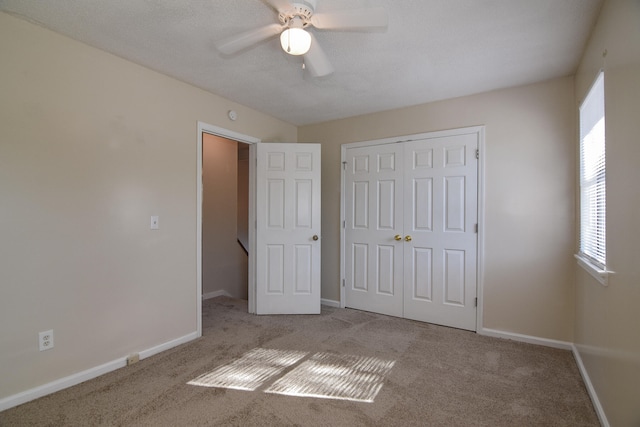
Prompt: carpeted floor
<box><xmin>0</xmin><ymin>297</ymin><xmax>599</xmax><ymax>426</ymax></box>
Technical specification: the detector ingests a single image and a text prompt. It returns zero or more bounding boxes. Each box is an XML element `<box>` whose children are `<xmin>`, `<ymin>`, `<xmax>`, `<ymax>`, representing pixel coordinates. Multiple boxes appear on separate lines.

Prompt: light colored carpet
<box><xmin>0</xmin><ymin>297</ymin><xmax>599</xmax><ymax>426</ymax></box>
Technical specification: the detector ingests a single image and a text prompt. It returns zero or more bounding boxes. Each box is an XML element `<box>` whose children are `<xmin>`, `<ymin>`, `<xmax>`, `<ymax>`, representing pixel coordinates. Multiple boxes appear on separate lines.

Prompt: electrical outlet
<box><xmin>126</xmin><ymin>353</ymin><xmax>140</xmax><ymax>366</ymax></box>
<box><xmin>39</xmin><ymin>330</ymin><xmax>54</xmax><ymax>351</ymax></box>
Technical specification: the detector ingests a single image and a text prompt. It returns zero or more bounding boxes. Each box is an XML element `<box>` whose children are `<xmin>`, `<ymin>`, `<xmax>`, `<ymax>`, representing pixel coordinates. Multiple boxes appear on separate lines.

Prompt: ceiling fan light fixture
<box><xmin>280</xmin><ymin>27</ymin><xmax>311</xmax><ymax>55</ymax></box>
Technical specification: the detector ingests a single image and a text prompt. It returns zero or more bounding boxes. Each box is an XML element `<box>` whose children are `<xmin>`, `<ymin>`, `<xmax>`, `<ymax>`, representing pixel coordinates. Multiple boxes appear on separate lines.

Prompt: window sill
<box><xmin>574</xmin><ymin>254</ymin><xmax>612</xmax><ymax>286</ymax></box>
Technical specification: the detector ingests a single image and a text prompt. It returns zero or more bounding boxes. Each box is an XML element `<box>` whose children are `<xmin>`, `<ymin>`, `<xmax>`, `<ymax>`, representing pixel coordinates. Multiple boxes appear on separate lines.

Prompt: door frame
<box><xmin>197</xmin><ymin>121</ymin><xmax>260</xmax><ymax>336</ymax></box>
<box><xmin>339</xmin><ymin>126</ymin><xmax>486</xmax><ymax>331</ymax></box>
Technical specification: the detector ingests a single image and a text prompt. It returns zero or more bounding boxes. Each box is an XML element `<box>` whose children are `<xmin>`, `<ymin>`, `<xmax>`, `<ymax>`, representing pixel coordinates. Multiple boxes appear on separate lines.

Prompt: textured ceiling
<box><xmin>0</xmin><ymin>0</ymin><xmax>602</xmax><ymax>126</ymax></box>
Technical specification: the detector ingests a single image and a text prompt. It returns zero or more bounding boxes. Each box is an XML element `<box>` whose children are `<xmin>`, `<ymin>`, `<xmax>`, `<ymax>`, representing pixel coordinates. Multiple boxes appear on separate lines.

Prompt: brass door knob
<box><xmin>394</xmin><ymin>234</ymin><xmax>402</xmax><ymax>241</ymax></box>
<box><xmin>405</xmin><ymin>235</ymin><xmax>412</xmax><ymax>242</ymax></box>
<box><xmin>313</xmin><ymin>235</ymin><xmax>319</xmax><ymax>241</ymax></box>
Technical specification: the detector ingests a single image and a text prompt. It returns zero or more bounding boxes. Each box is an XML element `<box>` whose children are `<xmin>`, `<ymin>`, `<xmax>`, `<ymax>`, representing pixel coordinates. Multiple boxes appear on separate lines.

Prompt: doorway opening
<box><xmin>202</xmin><ymin>133</ymin><xmax>250</xmax><ymax>301</ymax></box>
<box><xmin>197</xmin><ymin>122</ymin><xmax>260</xmax><ymax>336</ymax></box>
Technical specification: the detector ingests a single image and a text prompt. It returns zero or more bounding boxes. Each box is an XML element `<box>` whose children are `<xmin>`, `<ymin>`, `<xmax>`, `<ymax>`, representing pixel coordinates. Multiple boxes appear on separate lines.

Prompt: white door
<box><xmin>344</xmin><ymin>130</ymin><xmax>478</xmax><ymax>331</ymax></box>
<box><xmin>402</xmin><ymin>135</ymin><xmax>478</xmax><ymax>330</ymax></box>
<box><xmin>344</xmin><ymin>144</ymin><xmax>404</xmax><ymax>317</ymax></box>
<box><xmin>255</xmin><ymin>143</ymin><xmax>321</xmax><ymax>314</ymax></box>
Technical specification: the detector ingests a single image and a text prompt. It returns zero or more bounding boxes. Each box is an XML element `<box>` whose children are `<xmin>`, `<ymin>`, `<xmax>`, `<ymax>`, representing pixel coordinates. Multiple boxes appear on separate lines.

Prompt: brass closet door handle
<box><xmin>405</xmin><ymin>235</ymin><xmax>412</xmax><ymax>242</ymax></box>
<box><xmin>394</xmin><ymin>234</ymin><xmax>402</xmax><ymax>241</ymax></box>
<box><xmin>313</xmin><ymin>235</ymin><xmax>319</xmax><ymax>241</ymax></box>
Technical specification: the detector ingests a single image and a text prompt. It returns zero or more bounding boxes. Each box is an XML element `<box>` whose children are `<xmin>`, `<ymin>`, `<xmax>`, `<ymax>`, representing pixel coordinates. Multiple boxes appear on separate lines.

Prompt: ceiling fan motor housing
<box><xmin>279</xmin><ymin>1</ymin><xmax>317</xmax><ymax>27</ymax></box>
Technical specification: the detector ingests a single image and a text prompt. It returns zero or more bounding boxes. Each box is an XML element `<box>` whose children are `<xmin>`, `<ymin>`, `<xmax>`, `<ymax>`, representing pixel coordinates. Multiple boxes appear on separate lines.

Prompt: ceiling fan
<box><xmin>216</xmin><ymin>0</ymin><xmax>388</xmax><ymax>77</ymax></box>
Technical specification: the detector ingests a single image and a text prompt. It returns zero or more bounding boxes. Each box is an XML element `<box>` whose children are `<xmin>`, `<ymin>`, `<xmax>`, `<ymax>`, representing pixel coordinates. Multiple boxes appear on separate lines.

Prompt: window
<box><xmin>577</xmin><ymin>72</ymin><xmax>608</xmax><ymax>284</ymax></box>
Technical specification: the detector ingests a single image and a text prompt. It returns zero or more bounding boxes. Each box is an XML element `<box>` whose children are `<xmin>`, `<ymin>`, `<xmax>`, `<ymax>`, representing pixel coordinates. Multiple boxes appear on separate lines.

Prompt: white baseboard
<box><xmin>572</xmin><ymin>344</ymin><xmax>610</xmax><ymax>427</ymax></box>
<box><xmin>0</xmin><ymin>331</ymin><xmax>199</xmax><ymax>412</ymax></box>
<box><xmin>202</xmin><ymin>290</ymin><xmax>233</xmax><ymax>300</ymax></box>
<box><xmin>477</xmin><ymin>327</ymin><xmax>572</xmax><ymax>350</ymax></box>
<box><xmin>321</xmin><ymin>298</ymin><xmax>340</xmax><ymax>308</ymax></box>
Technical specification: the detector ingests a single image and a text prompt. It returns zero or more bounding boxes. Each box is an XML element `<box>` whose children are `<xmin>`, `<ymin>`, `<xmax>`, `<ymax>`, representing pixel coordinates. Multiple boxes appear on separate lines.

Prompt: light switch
<box><xmin>150</xmin><ymin>216</ymin><xmax>159</xmax><ymax>230</ymax></box>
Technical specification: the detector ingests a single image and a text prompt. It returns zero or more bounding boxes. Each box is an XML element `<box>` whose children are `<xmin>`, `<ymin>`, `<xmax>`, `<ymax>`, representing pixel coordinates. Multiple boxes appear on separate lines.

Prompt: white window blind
<box><xmin>579</xmin><ymin>72</ymin><xmax>606</xmax><ymax>268</ymax></box>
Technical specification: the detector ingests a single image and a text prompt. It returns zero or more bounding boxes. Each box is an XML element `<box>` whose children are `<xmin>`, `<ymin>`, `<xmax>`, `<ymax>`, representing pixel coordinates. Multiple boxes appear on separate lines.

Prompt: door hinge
<box><xmin>474</xmin><ymin>297</ymin><xmax>478</xmax><ymax>307</ymax></box>
<box><xmin>343</xmin><ymin>220</ymin><xmax>346</xmax><ymax>228</ymax></box>
<box><xmin>342</xmin><ymin>161</ymin><xmax>347</xmax><ymax>170</ymax></box>
<box><xmin>475</xmin><ymin>149</ymin><xmax>479</xmax><ymax>159</ymax></box>
<box><xmin>342</xmin><ymin>279</ymin><xmax>345</xmax><ymax>287</ymax></box>
<box><xmin>474</xmin><ymin>224</ymin><xmax>478</xmax><ymax>233</ymax></box>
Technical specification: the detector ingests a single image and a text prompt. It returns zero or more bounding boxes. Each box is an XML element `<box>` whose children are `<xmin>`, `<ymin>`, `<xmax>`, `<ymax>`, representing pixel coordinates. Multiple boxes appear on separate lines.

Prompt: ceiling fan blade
<box><xmin>304</xmin><ymin>34</ymin><xmax>334</xmax><ymax>77</ymax></box>
<box><xmin>216</xmin><ymin>23</ymin><xmax>283</xmax><ymax>54</ymax></box>
<box><xmin>263</xmin><ymin>0</ymin><xmax>292</xmax><ymax>13</ymax></box>
<box><xmin>310</xmin><ymin>7</ymin><xmax>387</xmax><ymax>30</ymax></box>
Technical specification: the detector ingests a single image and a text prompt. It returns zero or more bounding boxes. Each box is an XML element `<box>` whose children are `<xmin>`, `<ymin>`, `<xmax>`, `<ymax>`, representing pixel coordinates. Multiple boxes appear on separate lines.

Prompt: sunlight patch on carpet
<box><xmin>188</xmin><ymin>348</ymin><xmax>395</xmax><ymax>402</ymax></box>
<box><xmin>265</xmin><ymin>352</ymin><xmax>395</xmax><ymax>402</ymax></box>
<box><xmin>187</xmin><ymin>348</ymin><xmax>306</xmax><ymax>391</ymax></box>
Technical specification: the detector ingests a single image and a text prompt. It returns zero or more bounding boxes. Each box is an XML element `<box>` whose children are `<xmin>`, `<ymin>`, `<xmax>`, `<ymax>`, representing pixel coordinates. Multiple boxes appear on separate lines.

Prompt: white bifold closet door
<box><xmin>344</xmin><ymin>131</ymin><xmax>478</xmax><ymax>331</ymax></box>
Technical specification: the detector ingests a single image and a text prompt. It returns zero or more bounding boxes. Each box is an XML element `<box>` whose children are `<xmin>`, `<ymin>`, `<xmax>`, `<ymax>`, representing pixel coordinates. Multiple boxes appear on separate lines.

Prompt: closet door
<box><xmin>344</xmin><ymin>143</ymin><xmax>404</xmax><ymax>317</ymax></box>
<box><xmin>343</xmin><ymin>128</ymin><xmax>480</xmax><ymax>331</ymax></box>
<box><xmin>402</xmin><ymin>134</ymin><xmax>478</xmax><ymax>330</ymax></box>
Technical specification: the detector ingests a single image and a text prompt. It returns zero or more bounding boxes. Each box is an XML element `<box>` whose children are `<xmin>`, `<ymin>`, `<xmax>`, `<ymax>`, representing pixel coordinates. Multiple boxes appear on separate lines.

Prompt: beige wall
<box><xmin>202</xmin><ymin>134</ymin><xmax>247</xmax><ymax>300</ymax></box>
<box><xmin>300</xmin><ymin>76</ymin><xmax>576</xmax><ymax>341</ymax></box>
<box><xmin>574</xmin><ymin>0</ymin><xmax>640</xmax><ymax>425</ymax></box>
<box><xmin>0</xmin><ymin>11</ymin><xmax>295</xmax><ymax>401</ymax></box>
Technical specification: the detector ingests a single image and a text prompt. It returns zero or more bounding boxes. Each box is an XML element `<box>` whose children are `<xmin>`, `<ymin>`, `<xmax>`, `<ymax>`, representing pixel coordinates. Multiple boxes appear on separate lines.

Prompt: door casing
<box><xmin>339</xmin><ymin>126</ymin><xmax>486</xmax><ymax>331</ymax></box>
